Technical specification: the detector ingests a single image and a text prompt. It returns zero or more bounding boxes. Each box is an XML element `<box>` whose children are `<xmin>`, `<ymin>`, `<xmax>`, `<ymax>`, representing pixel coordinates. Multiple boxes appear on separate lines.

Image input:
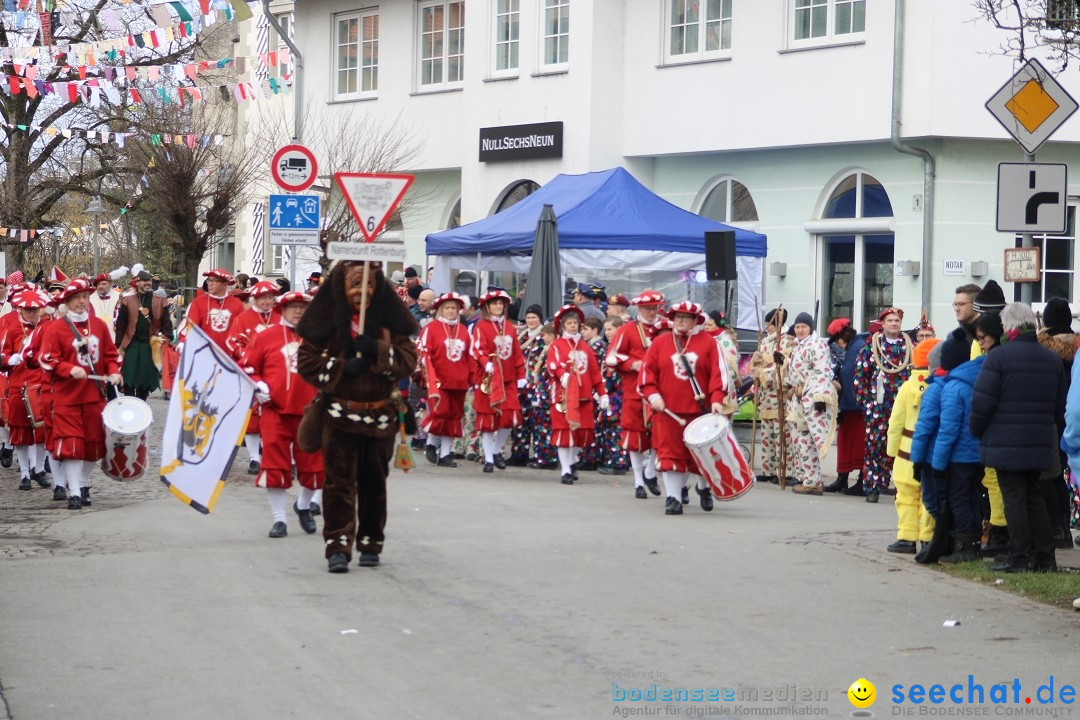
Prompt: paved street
<box><xmin>1</xmin><ymin>396</ymin><xmax>1079</xmax><ymax>719</ymax></box>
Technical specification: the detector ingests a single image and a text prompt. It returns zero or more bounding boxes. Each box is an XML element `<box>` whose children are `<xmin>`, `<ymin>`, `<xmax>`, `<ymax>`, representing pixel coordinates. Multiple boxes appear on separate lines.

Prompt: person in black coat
<box><xmin>969</xmin><ymin>303</ymin><xmax>1066</xmax><ymax>572</ymax></box>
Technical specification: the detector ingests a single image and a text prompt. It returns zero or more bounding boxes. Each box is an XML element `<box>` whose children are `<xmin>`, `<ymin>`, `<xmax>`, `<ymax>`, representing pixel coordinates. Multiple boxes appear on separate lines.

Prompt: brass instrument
<box><xmin>480</xmin><ymin>352</ymin><xmax>496</xmax><ymax>394</ymax></box>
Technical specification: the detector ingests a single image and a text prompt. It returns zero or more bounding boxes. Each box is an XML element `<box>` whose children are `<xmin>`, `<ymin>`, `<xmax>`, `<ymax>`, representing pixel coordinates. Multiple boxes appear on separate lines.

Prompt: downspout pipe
<box><xmin>891</xmin><ymin>0</ymin><xmax>935</xmax><ymax>315</ymax></box>
<box><xmin>261</xmin><ymin>0</ymin><xmax>304</xmax><ymax>142</ymax></box>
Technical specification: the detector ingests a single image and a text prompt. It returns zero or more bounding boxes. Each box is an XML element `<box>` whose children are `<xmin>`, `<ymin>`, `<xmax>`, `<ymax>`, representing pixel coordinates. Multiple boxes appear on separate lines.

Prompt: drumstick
<box><xmin>662</xmin><ymin>408</ymin><xmax>687</xmax><ymax>427</ymax></box>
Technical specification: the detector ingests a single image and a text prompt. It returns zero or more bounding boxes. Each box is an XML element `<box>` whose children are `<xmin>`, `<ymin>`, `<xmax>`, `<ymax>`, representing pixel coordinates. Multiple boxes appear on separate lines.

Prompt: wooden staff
<box><xmin>749</xmin><ymin>294</ymin><xmax>763</xmax><ymax>474</ymax></box>
<box><xmin>773</xmin><ymin>305</ymin><xmax>788</xmax><ymax>490</ymax></box>
<box><xmin>357</xmin><ymin>261</ymin><xmax>372</xmax><ymax>335</ymax></box>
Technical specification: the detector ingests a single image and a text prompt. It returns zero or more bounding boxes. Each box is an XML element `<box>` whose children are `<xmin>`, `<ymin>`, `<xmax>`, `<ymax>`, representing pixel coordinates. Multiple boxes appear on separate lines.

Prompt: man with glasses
<box><xmin>953</xmin><ymin>284</ymin><xmax>981</xmax><ymax>346</ymax></box>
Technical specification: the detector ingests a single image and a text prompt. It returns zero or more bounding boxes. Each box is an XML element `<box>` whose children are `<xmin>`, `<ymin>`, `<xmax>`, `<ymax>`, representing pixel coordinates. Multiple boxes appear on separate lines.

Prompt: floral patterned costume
<box><xmin>783</xmin><ymin>333</ymin><xmax>838</xmax><ymax>487</ymax></box>
<box><xmin>510</xmin><ymin>329</ymin><xmax>556</xmax><ymax>466</ymax></box>
<box><xmin>854</xmin><ymin>333</ymin><xmax>913</xmax><ymax>497</ymax></box>
<box><xmin>580</xmin><ymin>337</ymin><xmax>628</xmax><ymax>471</ymax></box>
<box><xmin>750</xmin><ymin>332</ymin><xmax>796</xmax><ymax>479</ymax></box>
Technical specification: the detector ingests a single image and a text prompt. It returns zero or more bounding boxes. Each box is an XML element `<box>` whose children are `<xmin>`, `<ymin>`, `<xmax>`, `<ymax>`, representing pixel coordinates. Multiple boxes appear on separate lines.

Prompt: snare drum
<box><xmin>101</xmin><ymin>397</ymin><xmax>154</xmax><ymax>481</ymax></box>
<box><xmin>683</xmin><ymin>414</ymin><xmax>754</xmax><ymax>501</ymax></box>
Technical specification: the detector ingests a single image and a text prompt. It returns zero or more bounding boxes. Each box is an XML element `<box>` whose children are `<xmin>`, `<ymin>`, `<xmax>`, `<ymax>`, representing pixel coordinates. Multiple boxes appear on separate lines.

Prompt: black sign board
<box><xmin>479</xmin><ymin>122</ymin><xmax>563</xmax><ymax>162</ymax></box>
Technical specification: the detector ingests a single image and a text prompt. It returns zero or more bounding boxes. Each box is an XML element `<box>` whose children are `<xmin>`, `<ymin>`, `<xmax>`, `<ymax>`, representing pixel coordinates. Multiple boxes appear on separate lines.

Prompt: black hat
<box><xmin>1042</xmin><ymin>297</ymin><xmax>1073</xmax><ymax>331</ymax></box>
<box><xmin>407</xmin><ymin>284</ymin><xmax>424</xmax><ymax>300</ymax></box>
<box><xmin>135</xmin><ymin>270</ymin><xmax>152</xmax><ymax>281</ymax></box>
<box><xmin>275</xmin><ymin>278</ymin><xmax>291</xmax><ymax>292</ymax></box>
<box><xmin>792</xmin><ymin>312</ymin><xmax>814</xmax><ymax>329</ymax></box>
<box><xmin>524</xmin><ymin>304</ymin><xmax>544</xmax><ymax>319</ymax></box>
<box><xmin>404</xmin><ymin>267</ymin><xmax>419</xmax><ymax>278</ymax></box>
<box><xmin>764</xmin><ymin>308</ymin><xmax>787</xmax><ymax>325</ymax></box>
<box><xmin>308</xmin><ymin>271</ymin><xmax>322</xmax><ymax>281</ymax></box>
<box><xmin>939</xmin><ymin>328</ymin><xmax>970</xmax><ymax>372</ymax></box>
<box><xmin>973</xmin><ymin>279</ymin><xmax>1006</xmax><ymax>313</ymax></box>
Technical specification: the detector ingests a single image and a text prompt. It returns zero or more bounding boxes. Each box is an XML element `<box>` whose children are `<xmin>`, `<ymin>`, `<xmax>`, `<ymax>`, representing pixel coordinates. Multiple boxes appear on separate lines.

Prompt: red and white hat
<box><xmin>12</xmin><ymin>289</ymin><xmax>50</xmax><ymax>309</ymax></box>
<box><xmin>553</xmin><ymin>304</ymin><xmax>585</xmax><ymax>328</ymax></box>
<box><xmin>61</xmin><ymin>277</ymin><xmax>94</xmax><ymax>302</ymax></box>
<box><xmin>92</xmin><ymin>273</ymin><xmax>112</xmax><ymax>285</ymax></box>
<box><xmin>653</xmin><ymin>317</ymin><xmax>673</xmax><ymax>332</ymax></box>
<box><xmin>276</xmin><ymin>291</ymin><xmax>311</xmax><ymax>306</ymax></box>
<box><xmin>666</xmin><ymin>301</ymin><xmax>706</xmax><ymax>325</ymax></box>
<box><xmin>8</xmin><ymin>282</ymin><xmax>35</xmax><ymax>298</ymax></box>
<box><xmin>631</xmin><ymin>290</ymin><xmax>665</xmax><ymax>307</ymax></box>
<box><xmin>477</xmin><ymin>289</ymin><xmax>511</xmax><ymax>307</ymax></box>
<box><xmin>249</xmin><ymin>280</ymin><xmax>280</xmax><ymax>298</ymax></box>
<box><xmin>433</xmin><ymin>292</ymin><xmax>466</xmax><ymax>310</ymax></box>
<box><xmin>203</xmin><ymin>268</ymin><xmax>235</xmax><ymax>284</ymax></box>
<box><xmin>4</xmin><ymin>271</ymin><xmax>24</xmax><ymax>287</ymax></box>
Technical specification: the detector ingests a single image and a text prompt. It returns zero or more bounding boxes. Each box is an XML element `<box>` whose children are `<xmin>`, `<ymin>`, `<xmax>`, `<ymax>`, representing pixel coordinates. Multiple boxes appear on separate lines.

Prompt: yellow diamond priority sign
<box><xmin>987</xmin><ymin>59</ymin><xmax>1078</xmax><ymax>155</ymax></box>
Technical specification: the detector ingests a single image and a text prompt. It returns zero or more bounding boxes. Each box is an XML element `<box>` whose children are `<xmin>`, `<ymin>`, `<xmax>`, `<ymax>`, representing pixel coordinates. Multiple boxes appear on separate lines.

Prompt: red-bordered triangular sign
<box><xmin>334</xmin><ymin>172</ymin><xmax>415</xmax><ymax>243</ymax></box>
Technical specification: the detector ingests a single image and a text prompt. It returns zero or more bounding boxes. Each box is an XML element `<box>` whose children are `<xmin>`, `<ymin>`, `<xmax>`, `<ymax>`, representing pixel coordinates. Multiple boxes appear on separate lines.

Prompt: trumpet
<box><xmin>480</xmin><ymin>352</ymin><xmax>496</xmax><ymax>394</ymax></box>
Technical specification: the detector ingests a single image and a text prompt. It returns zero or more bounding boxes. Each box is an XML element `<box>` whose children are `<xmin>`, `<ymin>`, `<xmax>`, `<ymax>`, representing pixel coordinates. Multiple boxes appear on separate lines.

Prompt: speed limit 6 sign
<box><xmin>334</xmin><ymin>172</ymin><xmax>415</xmax><ymax>242</ymax></box>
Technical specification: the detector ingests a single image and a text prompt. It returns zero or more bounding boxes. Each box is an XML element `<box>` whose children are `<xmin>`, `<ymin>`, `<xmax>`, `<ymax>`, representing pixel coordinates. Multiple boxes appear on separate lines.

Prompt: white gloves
<box><xmin>561</xmin><ymin>374</ymin><xmax>569</xmax><ymax>389</ymax></box>
<box><xmin>517</xmin><ymin>378</ymin><xmax>527</xmax><ymax>389</ymax></box>
<box><xmin>598</xmin><ymin>395</ymin><xmax>610</xmax><ymax>411</ymax></box>
<box><xmin>7</xmin><ymin>353</ymin><xmax>22</xmax><ymax>367</ymax></box>
<box><xmin>255</xmin><ymin>381</ymin><xmax>271</xmax><ymax>404</ymax></box>
<box><xmin>484</xmin><ymin>361</ymin><xmax>494</xmax><ymax>374</ymax></box>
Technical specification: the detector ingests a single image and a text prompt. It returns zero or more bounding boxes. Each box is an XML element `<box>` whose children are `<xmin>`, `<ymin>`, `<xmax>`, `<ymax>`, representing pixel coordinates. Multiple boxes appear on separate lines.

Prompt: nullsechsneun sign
<box><xmin>479</xmin><ymin>122</ymin><xmax>563</xmax><ymax>162</ymax></box>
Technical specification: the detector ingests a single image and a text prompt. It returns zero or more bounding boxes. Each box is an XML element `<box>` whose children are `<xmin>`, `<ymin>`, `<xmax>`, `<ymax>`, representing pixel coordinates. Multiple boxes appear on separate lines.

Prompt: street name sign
<box><xmin>334</xmin><ymin>172</ymin><xmax>415</xmax><ymax>242</ymax></box>
<box><xmin>996</xmin><ymin>163</ymin><xmax>1068</xmax><ymax>234</ymax></box>
<box><xmin>986</xmin><ymin>59</ymin><xmax>1078</xmax><ymax>155</ymax></box>
<box><xmin>268</xmin><ymin>193</ymin><xmax>321</xmax><ymax>246</ymax></box>
<box><xmin>326</xmin><ymin>241</ymin><xmax>407</xmax><ymax>262</ymax></box>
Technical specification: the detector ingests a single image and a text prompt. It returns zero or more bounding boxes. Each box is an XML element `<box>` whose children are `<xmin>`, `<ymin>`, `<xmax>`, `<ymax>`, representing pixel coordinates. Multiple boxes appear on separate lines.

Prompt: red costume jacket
<box><xmin>1</xmin><ymin>317</ymin><xmax>46</xmax><ymax>390</ymax></box>
<box><xmin>606</xmin><ymin>319</ymin><xmax>655</xmax><ymax>400</ymax></box>
<box><xmin>227</xmin><ymin>306</ymin><xmax>279</xmax><ymax>359</ymax></box>
<box><xmin>38</xmin><ymin>314</ymin><xmax>121</xmax><ymax>406</ymax></box>
<box><xmin>546</xmin><ymin>335</ymin><xmax>605</xmax><ymax>408</ymax></box>
<box><xmin>640</xmin><ymin>330</ymin><xmax>726</xmax><ymax>415</ymax></box>
<box><xmin>418</xmin><ymin>318</ymin><xmax>472</xmax><ymax>391</ymax></box>
<box><xmin>241</xmin><ymin>322</ymin><xmax>314</xmax><ymax>416</ymax></box>
<box><xmin>470</xmin><ymin>317</ymin><xmax>525</xmax><ymax>415</ymax></box>
<box><xmin>180</xmin><ymin>293</ymin><xmax>245</xmax><ymax>349</ymax></box>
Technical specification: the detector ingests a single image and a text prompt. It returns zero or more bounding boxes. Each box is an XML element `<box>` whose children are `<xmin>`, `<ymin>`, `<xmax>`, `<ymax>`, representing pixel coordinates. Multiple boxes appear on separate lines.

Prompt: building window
<box><xmin>792</xmin><ymin>0</ymin><xmax>864</xmax><ymax>44</ymax></box>
<box><xmin>1013</xmin><ymin>204</ymin><xmax>1078</xmax><ymax>304</ymax></box>
<box><xmin>335</xmin><ymin>10</ymin><xmax>379</xmax><ymax>98</ymax></box>
<box><xmin>542</xmin><ymin>0</ymin><xmax>569</xmax><ymax>67</ymax></box>
<box><xmin>494</xmin><ymin>180</ymin><xmax>539</xmax><ymax>213</ymax></box>
<box><xmin>494</xmin><ymin>0</ymin><xmax>519</xmax><ymax>73</ymax></box>
<box><xmin>271</xmin><ymin>245</ymin><xmax>288</xmax><ymax>275</ymax></box>
<box><xmin>419</xmin><ymin>1</ymin><xmax>465</xmax><ymax>88</ymax></box>
<box><xmin>668</xmin><ymin>0</ymin><xmax>731</xmax><ymax>60</ymax></box>
<box><xmin>699</xmin><ymin>178</ymin><xmax>758</xmax><ymax>224</ymax></box>
<box><xmin>274</xmin><ymin>13</ymin><xmax>295</xmax><ymax>80</ymax></box>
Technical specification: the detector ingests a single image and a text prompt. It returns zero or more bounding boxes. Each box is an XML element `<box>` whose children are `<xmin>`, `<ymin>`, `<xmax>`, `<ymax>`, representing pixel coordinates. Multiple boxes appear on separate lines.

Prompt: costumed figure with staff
<box><xmin>749</xmin><ymin>308</ymin><xmax>795</xmax><ymax>485</ymax></box>
<box><xmin>295</xmin><ymin>261</ymin><xmax>418</xmax><ymax>573</ymax></box>
<box><xmin>469</xmin><ymin>289</ymin><xmax>526</xmax><ymax>473</ymax></box>
<box><xmin>418</xmin><ymin>292</ymin><xmax>472</xmax><ymax>468</ymax></box>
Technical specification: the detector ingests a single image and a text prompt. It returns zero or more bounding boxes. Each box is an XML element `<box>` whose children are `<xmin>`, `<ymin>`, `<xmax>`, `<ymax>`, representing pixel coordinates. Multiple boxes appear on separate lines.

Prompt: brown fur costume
<box><xmin>296</xmin><ymin>262</ymin><xmax>418</xmax><ymax>564</ymax></box>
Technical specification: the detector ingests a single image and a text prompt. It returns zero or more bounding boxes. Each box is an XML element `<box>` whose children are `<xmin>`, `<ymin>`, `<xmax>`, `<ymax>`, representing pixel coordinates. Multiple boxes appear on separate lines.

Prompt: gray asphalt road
<box><xmin>1</xmin><ymin>398</ymin><xmax>1078</xmax><ymax>719</ymax></box>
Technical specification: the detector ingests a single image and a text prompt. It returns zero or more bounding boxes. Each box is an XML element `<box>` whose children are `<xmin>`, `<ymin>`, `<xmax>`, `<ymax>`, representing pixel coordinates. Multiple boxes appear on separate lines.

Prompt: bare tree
<box><xmin>974</xmin><ymin>0</ymin><xmax>1080</xmax><ymax>70</ymax></box>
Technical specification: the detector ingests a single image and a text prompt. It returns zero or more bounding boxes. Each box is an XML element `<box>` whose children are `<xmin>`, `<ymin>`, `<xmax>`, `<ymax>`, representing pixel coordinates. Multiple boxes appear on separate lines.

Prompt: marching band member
<box><xmin>178</xmin><ymin>269</ymin><xmax>244</xmax><ymax>350</ymax></box>
<box><xmin>27</xmin><ymin>290</ymin><xmax>64</xmax><ymax>500</ymax></box>
<box><xmin>114</xmin><ymin>269</ymin><xmax>173</xmax><ymax>401</ymax></box>
<box><xmin>750</xmin><ymin>309</ymin><xmax>796</xmax><ymax>485</ymax></box>
<box><xmin>470</xmin><ymin>289</ymin><xmax>526</xmax><ymax>473</ymax></box>
<box><xmin>779</xmin><ymin>313</ymin><xmax>838</xmax><ymax>495</ymax></box>
<box><xmin>241</xmin><ymin>291</ymin><xmax>323</xmax><ymax>538</ymax></box>
<box><xmin>640</xmin><ymin>302</ymin><xmax>727</xmax><ymax>515</ymax></box>
<box><xmin>547</xmin><ymin>305</ymin><xmax>608</xmax><ymax>485</ymax></box>
<box><xmin>0</xmin><ymin>274</ymin><xmax>14</xmax><ymax>317</ymax></box>
<box><xmin>3</xmin><ymin>287</ymin><xmax>51</xmax><ymax>491</ymax></box>
<box><xmin>38</xmin><ymin>278</ymin><xmax>122</xmax><ymax>510</ymax></box>
<box><xmin>606</xmin><ymin>290</ymin><xmax>664</xmax><ymax>498</ymax></box>
<box><xmin>418</xmin><ymin>292</ymin><xmax>472</xmax><ymax>467</ymax></box>
<box><xmin>227</xmin><ymin>280</ymin><xmax>281</xmax><ymax>474</ymax></box>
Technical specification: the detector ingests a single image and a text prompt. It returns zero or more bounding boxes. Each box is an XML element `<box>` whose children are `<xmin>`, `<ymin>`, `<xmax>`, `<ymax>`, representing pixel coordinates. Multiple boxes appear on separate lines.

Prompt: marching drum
<box><xmin>101</xmin><ymin>397</ymin><xmax>154</xmax><ymax>481</ymax></box>
<box><xmin>683</xmin><ymin>413</ymin><xmax>754</xmax><ymax>501</ymax></box>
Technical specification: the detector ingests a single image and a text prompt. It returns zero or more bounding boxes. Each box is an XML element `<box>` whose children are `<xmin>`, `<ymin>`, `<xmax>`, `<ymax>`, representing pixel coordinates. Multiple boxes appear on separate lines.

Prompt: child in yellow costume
<box><xmin>886</xmin><ymin>338</ymin><xmax>941</xmax><ymax>554</ymax></box>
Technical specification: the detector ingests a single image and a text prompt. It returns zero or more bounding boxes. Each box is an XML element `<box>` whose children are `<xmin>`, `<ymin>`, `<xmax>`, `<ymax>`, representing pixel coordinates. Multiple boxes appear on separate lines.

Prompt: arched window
<box><xmin>699</xmin><ymin>177</ymin><xmax>759</xmax><ymax>224</ymax></box>
<box><xmin>446</xmin><ymin>198</ymin><xmax>461</xmax><ymax>229</ymax></box>
<box><xmin>493</xmin><ymin>180</ymin><xmax>540</xmax><ymax>214</ymax></box>
<box><xmin>814</xmin><ymin>171</ymin><xmax>895</xmax><ymax>331</ymax></box>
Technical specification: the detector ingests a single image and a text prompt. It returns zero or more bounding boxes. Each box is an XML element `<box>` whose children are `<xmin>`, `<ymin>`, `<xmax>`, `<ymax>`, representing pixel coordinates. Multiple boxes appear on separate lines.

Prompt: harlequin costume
<box><xmin>38</xmin><ymin>278</ymin><xmax>122</xmax><ymax>510</ymax></box>
<box><xmin>546</xmin><ymin>305</ymin><xmax>607</xmax><ymax>484</ymax></box>
<box><xmin>782</xmin><ymin>313</ymin><xmax>839</xmax><ymax>494</ymax></box>
<box><xmin>296</xmin><ymin>261</ymin><xmax>419</xmax><ymax>573</ymax></box>
<box><xmin>227</xmin><ymin>280</ymin><xmax>281</xmax><ymax>474</ymax></box>
<box><xmin>521</xmin><ymin>331</ymin><xmax>558</xmax><ymax>469</ymax></box>
<box><xmin>639</xmin><ymin>302</ymin><xmax>728</xmax><ymax>515</ymax></box>
<box><xmin>592</xmin><ymin>333</ymin><xmax>629</xmax><ymax>475</ymax></box>
<box><xmin>469</xmin><ymin>289</ymin><xmax>526</xmax><ymax>471</ymax></box>
<box><xmin>750</xmin><ymin>309</ymin><xmax>796</xmax><ymax>483</ymax></box>
<box><xmin>418</xmin><ymin>293</ymin><xmax>472</xmax><ymax>466</ymax></box>
<box><xmin>577</xmin><ymin>334</ymin><xmax>609</xmax><ymax>470</ymax></box>
<box><xmin>241</xmin><ymin>291</ymin><xmax>324</xmax><ymax>538</ymax></box>
<box><xmin>178</xmin><ymin>269</ymin><xmax>245</xmax><ymax>350</ymax></box>
<box><xmin>853</xmin><ymin>307</ymin><xmax>914</xmax><ymax>501</ymax></box>
<box><xmin>509</xmin><ymin>313</ymin><xmax>548</xmax><ymax>466</ymax></box>
<box><xmin>605</xmin><ymin>290</ymin><xmax>664</xmax><ymax>496</ymax></box>
<box><xmin>3</xmin><ymin>287</ymin><xmax>51</xmax><ymax>490</ymax></box>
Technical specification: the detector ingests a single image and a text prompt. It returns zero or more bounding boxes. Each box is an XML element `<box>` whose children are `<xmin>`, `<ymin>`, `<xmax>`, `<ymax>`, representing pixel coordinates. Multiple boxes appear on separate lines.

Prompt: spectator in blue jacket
<box><xmin>932</xmin><ymin>329</ymin><xmax>986</xmax><ymax>564</ymax></box>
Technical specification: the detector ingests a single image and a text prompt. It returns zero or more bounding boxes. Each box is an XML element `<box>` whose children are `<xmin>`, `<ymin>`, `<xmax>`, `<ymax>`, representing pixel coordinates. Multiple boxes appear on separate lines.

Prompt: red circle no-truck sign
<box><xmin>271</xmin><ymin>144</ymin><xmax>318</xmax><ymax>192</ymax></box>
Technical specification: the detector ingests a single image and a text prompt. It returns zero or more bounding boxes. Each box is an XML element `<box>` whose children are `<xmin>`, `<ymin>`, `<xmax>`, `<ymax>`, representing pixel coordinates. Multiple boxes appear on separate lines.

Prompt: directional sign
<box><xmin>986</xmin><ymin>59</ymin><xmax>1079</xmax><ymax>155</ymax></box>
<box><xmin>271</xmin><ymin>144</ymin><xmax>318</xmax><ymax>192</ymax></box>
<box><xmin>326</xmin><ymin>241</ymin><xmax>407</xmax><ymax>262</ymax></box>
<box><xmin>996</xmin><ymin>163</ymin><xmax>1068</xmax><ymax>234</ymax></box>
<box><xmin>334</xmin><ymin>172</ymin><xmax>415</xmax><ymax>242</ymax></box>
<box><xmin>268</xmin><ymin>194</ymin><xmax>321</xmax><ymax>246</ymax></box>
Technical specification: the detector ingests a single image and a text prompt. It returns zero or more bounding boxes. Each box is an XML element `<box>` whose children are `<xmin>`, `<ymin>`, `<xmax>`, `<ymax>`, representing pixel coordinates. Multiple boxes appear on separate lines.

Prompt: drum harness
<box><xmin>672</xmin><ymin>333</ymin><xmax>708</xmax><ymax>414</ymax></box>
<box><xmin>64</xmin><ymin>317</ymin><xmax>113</xmax><ymax>400</ymax></box>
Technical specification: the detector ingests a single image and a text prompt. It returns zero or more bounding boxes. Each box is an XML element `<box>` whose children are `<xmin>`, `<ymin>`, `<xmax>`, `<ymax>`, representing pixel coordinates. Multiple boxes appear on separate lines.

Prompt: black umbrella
<box><xmin>520</xmin><ymin>204</ymin><xmax>563</xmax><ymax>321</ymax></box>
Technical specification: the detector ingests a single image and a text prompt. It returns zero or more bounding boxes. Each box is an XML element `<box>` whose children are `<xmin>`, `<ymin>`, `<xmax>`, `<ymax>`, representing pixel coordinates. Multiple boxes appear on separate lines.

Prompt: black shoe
<box><xmin>80</xmin><ymin>487</ymin><xmax>91</xmax><ymax>506</ymax></box>
<box><xmin>32</xmin><ymin>469</ymin><xmax>51</xmax><ymax>488</ymax></box>
<box><xmin>767</xmin><ymin>475</ymin><xmax>780</xmax><ymax>485</ymax></box>
<box><xmin>823</xmin><ymin>476</ymin><xmax>848</xmax><ymax>493</ymax></box>
<box><xmin>880</xmin><ymin>485</ymin><xmax>896</xmax><ymax>496</ymax></box>
<box><xmin>989</xmin><ymin>559</ymin><xmax>1030</xmax><ymax>573</ymax></box>
<box><xmin>268</xmin><ymin>521</ymin><xmax>287</xmax><ymax>538</ymax></box>
<box><xmin>438</xmin><ymin>455</ymin><xmax>458</xmax><ymax>468</ymax></box>
<box><xmin>576</xmin><ymin>461</ymin><xmax>596</xmax><ymax>472</ymax></box>
<box><xmin>410</xmin><ymin>438</ymin><xmax>426</xmax><ymax>450</ymax></box>
<box><xmin>493</xmin><ymin>453</ymin><xmax>507</xmax><ymax>470</ymax></box>
<box><xmin>327</xmin><ymin>553</ymin><xmax>349</xmax><ymax>573</ymax></box>
<box><xmin>528</xmin><ymin>461</ymin><xmax>556</xmax><ymax>470</ymax></box>
<box><xmin>52</xmin><ymin>486</ymin><xmax>67</xmax><ymax>501</ymax></box>
<box><xmin>939</xmin><ymin>539</ymin><xmax>979</xmax><ymax>564</ymax></box>
<box><xmin>1052</xmin><ymin>528</ymin><xmax>1074</xmax><ymax>550</ymax></box>
<box><xmin>0</xmin><ymin>447</ymin><xmax>12</xmax><ymax>469</ymax></box>
<box><xmin>309</xmin><ymin>502</ymin><xmax>321</xmax><ymax>517</ymax></box>
<box><xmin>561</xmin><ymin>473</ymin><xmax>574</xmax><ymax>485</ymax></box>
<box><xmin>697</xmin><ymin>485</ymin><xmax>714</xmax><ymax>512</ymax></box>
<box><xmin>67</xmin><ymin>495</ymin><xmax>82</xmax><ymax>510</ymax></box>
<box><xmin>358</xmin><ymin>553</ymin><xmax>380</xmax><ymax>567</ymax></box>
<box><xmin>887</xmin><ymin>540</ymin><xmax>917</xmax><ymax>554</ymax></box>
<box><xmin>466</xmin><ymin>453</ymin><xmax>479</xmax><ymax>462</ymax></box>
<box><xmin>506</xmin><ymin>456</ymin><xmax>528</xmax><ymax>467</ymax></box>
<box><xmin>1033</xmin><ymin>559</ymin><xmax>1058</xmax><ymax>573</ymax></box>
<box><xmin>424</xmin><ymin>445</ymin><xmax>438</xmax><ymax>465</ymax></box>
<box><xmin>635</xmin><ymin>486</ymin><xmax>648</xmax><ymax>499</ymax></box>
<box><xmin>681</xmin><ymin>487</ymin><xmax>690</xmax><ymax>506</ymax></box>
<box><xmin>43</xmin><ymin>456</ymin><xmax>51</xmax><ymax>474</ymax></box>
<box><xmin>842</xmin><ymin>479</ymin><xmax>865</xmax><ymax>496</ymax></box>
<box><xmin>570</xmin><ymin>463</ymin><xmax>579</xmax><ymax>480</ymax></box>
<box><xmin>643</xmin><ymin>476</ymin><xmax>661</xmax><ymax>496</ymax></box>
<box><xmin>865</xmin><ymin>494</ymin><xmax>879</xmax><ymax>504</ymax></box>
<box><xmin>293</xmin><ymin>502</ymin><xmax>317</xmax><ymax>534</ymax></box>
<box><xmin>981</xmin><ymin>526</ymin><xmax>1009</xmax><ymax>556</ymax></box>
<box><xmin>483</xmin><ymin>462</ymin><xmax>494</xmax><ymax>473</ymax></box>
<box><xmin>248</xmin><ymin>460</ymin><xmax>260</xmax><ymax>475</ymax></box>
<box><xmin>665</xmin><ymin>497</ymin><xmax>683</xmax><ymax>515</ymax></box>
<box><xmin>18</xmin><ymin>476</ymin><xmax>31</xmax><ymax>491</ymax></box>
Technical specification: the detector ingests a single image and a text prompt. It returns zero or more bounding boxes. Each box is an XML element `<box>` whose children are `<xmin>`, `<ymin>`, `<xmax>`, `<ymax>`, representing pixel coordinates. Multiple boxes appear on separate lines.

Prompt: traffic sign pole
<box><xmin>1021</xmin><ymin>150</ymin><xmax>1035</xmax><ymax>304</ymax></box>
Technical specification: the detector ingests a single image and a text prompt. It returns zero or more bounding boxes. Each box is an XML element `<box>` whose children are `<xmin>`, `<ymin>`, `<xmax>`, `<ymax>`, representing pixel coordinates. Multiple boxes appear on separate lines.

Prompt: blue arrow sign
<box><xmin>269</xmin><ymin>194</ymin><xmax>321</xmax><ymax>230</ymax></box>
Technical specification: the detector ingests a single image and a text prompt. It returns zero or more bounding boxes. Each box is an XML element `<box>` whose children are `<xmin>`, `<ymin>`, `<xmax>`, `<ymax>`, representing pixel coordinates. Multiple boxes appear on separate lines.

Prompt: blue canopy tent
<box><xmin>426</xmin><ymin>168</ymin><xmax>768</xmax><ymax>328</ymax></box>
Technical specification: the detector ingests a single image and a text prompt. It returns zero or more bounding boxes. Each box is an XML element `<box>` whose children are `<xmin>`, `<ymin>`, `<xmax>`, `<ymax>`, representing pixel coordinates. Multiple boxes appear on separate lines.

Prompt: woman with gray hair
<box><xmin>970</xmin><ymin>303</ymin><xmax>1066</xmax><ymax>572</ymax></box>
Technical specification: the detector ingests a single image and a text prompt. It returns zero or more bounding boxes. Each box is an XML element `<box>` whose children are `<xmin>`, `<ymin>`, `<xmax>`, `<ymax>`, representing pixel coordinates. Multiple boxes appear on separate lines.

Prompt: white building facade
<box><xmin>229</xmin><ymin>0</ymin><xmax>1080</xmax><ymax>330</ymax></box>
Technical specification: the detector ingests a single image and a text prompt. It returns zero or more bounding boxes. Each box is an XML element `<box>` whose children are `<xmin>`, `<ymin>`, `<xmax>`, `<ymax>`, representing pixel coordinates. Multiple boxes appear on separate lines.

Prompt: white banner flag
<box><xmin>160</xmin><ymin>323</ymin><xmax>256</xmax><ymax>513</ymax></box>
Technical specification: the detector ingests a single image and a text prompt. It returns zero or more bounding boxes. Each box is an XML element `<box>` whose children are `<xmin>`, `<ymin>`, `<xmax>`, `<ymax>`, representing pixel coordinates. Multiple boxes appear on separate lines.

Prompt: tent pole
<box><xmin>476</xmin><ymin>252</ymin><xmax>482</xmax><ymax>296</ymax></box>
